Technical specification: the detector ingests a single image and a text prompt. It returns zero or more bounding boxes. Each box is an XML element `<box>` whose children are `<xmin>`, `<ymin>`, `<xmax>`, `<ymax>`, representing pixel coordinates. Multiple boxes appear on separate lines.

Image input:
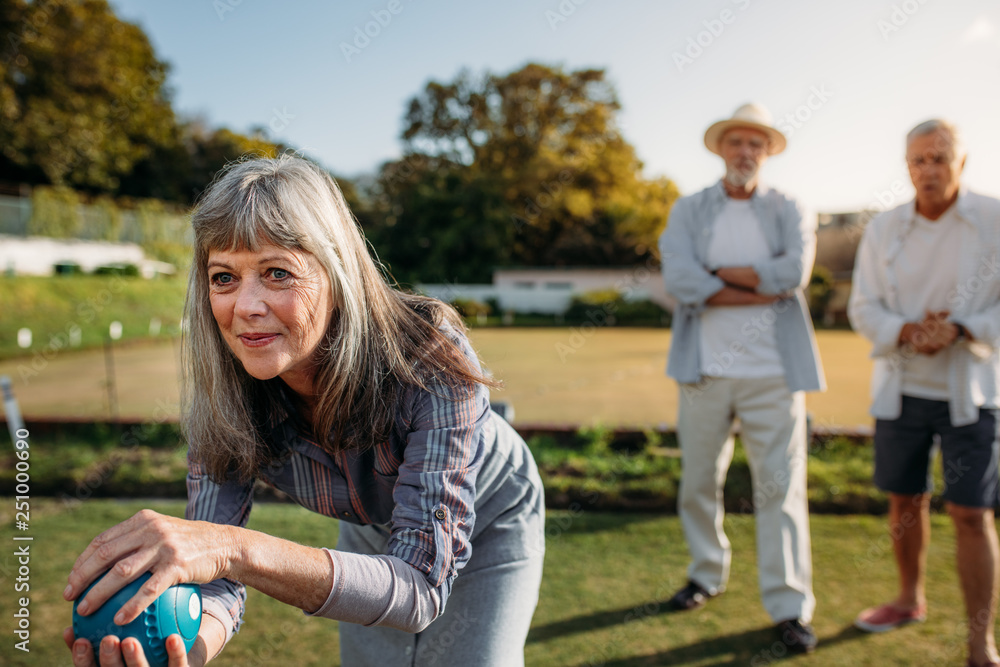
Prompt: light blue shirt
<box><xmin>658</xmin><ymin>181</ymin><xmax>826</xmax><ymax>393</ymax></box>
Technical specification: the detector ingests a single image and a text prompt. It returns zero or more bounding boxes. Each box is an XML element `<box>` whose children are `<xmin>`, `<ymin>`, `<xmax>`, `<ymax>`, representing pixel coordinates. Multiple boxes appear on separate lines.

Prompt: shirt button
<box><xmin>434</xmin><ymin>508</ymin><xmax>447</xmax><ymax>521</ymax></box>
<box><xmin>342</xmin><ymin>511</ymin><xmax>351</xmax><ymax>517</ymax></box>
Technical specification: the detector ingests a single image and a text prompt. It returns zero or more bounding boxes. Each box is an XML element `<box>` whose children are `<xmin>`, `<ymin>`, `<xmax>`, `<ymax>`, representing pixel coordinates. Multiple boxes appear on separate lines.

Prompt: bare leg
<box><xmin>890</xmin><ymin>492</ymin><xmax>931</xmax><ymax>609</ymax></box>
<box><xmin>949</xmin><ymin>502</ymin><xmax>1000</xmax><ymax>666</ymax></box>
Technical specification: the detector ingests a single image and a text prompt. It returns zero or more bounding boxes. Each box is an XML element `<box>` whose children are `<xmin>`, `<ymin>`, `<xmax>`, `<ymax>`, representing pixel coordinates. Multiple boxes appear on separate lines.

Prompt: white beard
<box><xmin>724</xmin><ymin>162</ymin><xmax>759</xmax><ymax>189</ymax></box>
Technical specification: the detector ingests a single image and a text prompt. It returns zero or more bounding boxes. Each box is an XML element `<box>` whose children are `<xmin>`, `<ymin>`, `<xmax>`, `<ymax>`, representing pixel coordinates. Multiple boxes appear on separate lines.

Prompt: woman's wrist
<box><xmin>219</xmin><ymin>523</ymin><xmax>245</xmax><ymax>582</ymax></box>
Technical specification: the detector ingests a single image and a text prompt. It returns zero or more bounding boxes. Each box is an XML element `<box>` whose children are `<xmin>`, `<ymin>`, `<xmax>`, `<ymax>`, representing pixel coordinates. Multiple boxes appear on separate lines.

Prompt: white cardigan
<box><xmin>848</xmin><ymin>189</ymin><xmax>1000</xmax><ymax>426</ymax></box>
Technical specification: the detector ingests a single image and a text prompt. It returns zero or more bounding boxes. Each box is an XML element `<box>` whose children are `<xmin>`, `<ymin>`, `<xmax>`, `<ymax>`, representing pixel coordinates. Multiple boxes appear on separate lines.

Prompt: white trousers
<box><xmin>677</xmin><ymin>375</ymin><xmax>815</xmax><ymax>623</ymax></box>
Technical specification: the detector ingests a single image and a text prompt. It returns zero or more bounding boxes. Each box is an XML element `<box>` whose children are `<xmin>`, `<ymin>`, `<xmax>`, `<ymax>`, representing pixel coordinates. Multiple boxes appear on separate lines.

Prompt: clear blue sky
<box><xmin>109</xmin><ymin>0</ymin><xmax>999</xmax><ymax>213</ymax></box>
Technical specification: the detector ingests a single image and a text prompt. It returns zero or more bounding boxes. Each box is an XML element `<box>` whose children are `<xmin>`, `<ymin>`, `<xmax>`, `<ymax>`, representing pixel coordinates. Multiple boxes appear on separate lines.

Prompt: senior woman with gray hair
<box><xmin>63</xmin><ymin>155</ymin><xmax>545</xmax><ymax>666</ymax></box>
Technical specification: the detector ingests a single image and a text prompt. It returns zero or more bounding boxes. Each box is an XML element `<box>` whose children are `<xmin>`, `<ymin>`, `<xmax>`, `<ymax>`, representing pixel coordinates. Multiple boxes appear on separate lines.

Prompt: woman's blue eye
<box><xmin>213</xmin><ymin>273</ymin><xmax>233</xmax><ymax>284</ymax></box>
<box><xmin>271</xmin><ymin>269</ymin><xmax>290</xmax><ymax>280</ymax></box>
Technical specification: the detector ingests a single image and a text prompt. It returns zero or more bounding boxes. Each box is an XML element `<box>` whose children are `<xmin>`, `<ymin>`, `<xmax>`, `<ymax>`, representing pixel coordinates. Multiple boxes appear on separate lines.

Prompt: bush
<box><xmin>53</xmin><ymin>262</ymin><xmax>83</xmax><ymax>275</ymax></box>
<box><xmin>93</xmin><ymin>263</ymin><xmax>141</xmax><ymax>277</ymax></box>
<box><xmin>808</xmin><ymin>265</ymin><xmax>835</xmax><ymax>323</ymax></box>
<box><xmin>450</xmin><ymin>297</ymin><xmax>491</xmax><ymax>318</ymax></box>
<box><xmin>29</xmin><ymin>185</ymin><xmax>82</xmax><ymax>238</ymax></box>
<box><xmin>614</xmin><ymin>299</ymin><xmax>671</xmax><ymax>327</ymax></box>
<box><xmin>564</xmin><ymin>289</ymin><xmax>670</xmax><ymax>327</ymax></box>
<box><xmin>564</xmin><ymin>289</ymin><xmax>624</xmax><ymax>325</ymax></box>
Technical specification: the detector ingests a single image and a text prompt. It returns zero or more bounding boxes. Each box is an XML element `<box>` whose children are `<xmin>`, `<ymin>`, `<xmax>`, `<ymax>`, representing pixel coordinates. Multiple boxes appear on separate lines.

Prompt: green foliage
<box><xmin>28</xmin><ymin>185</ymin><xmax>81</xmax><ymax>237</ymax></box>
<box><xmin>143</xmin><ymin>240</ymin><xmax>193</xmax><ymax>274</ymax></box>
<box><xmin>563</xmin><ymin>288</ymin><xmax>671</xmax><ymax>327</ymax></box>
<box><xmin>0</xmin><ymin>2</ymin><xmax>291</xmax><ymax>204</ymax></box>
<box><xmin>0</xmin><ymin>0</ymin><xmax>176</xmax><ymax>190</ymax></box>
<box><xmin>92</xmin><ymin>194</ymin><xmax>122</xmax><ymax>241</ymax></box>
<box><xmin>0</xmin><ymin>421</ymin><xmax>892</xmax><ymax>516</ymax></box>
<box><xmin>365</xmin><ymin>63</ymin><xmax>680</xmax><ymax>282</ymax></box>
<box><xmin>528</xmin><ymin>432</ymin><xmax>897</xmax><ymax>514</ymax></box>
<box><xmin>450</xmin><ymin>297</ymin><xmax>491</xmax><ymax>318</ymax></box>
<box><xmin>0</xmin><ymin>275</ymin><xmax>186</xmax><ymax>359</ymax></box>
<box><xmin>565</xmin><ymin>288</ymin><xmax>623</xmax><ymax>324</ymax></box>
<box><xmin>615</xmin><ymin>299</ymin><xmax>672</xmax><ymax>327</ymax></box>
<box><xmin>808</xmin><ymin>264</ymin><xmax>835</xmax><ymax>322</ymax></box>
<box><xmin>53</xmin><ymin>261</ymin><xmax>82</xmax><ymax>275</ymax></box>
<box><xmin>92</xmin><ymin>263</ymin><xmax>140</xmax><ymax>277</ymax></box>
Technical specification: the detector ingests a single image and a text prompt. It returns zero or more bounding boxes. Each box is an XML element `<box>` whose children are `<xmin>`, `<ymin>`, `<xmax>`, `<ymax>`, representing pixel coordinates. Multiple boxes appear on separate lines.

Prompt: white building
<box><xmin>419</xmin><ymin>266</ymin><xmax>675</xmax><ymax>314</ymax></box>
<box><xmin>0</xmin><ymin>235</ymin><xmax>175</xmax><ymax>278</ymax></box>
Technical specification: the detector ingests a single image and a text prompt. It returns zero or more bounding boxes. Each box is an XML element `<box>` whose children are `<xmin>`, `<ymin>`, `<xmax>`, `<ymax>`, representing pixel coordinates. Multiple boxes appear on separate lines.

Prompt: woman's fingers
<box><xmin>114</xmin><ymin>568</ymin><xmax>180</xmax><ymax>626</ymax></box>
<box><xmin>71</xmin><ymin>554</ymin><xmax>161</xmax><ymax>624</ymax></box>
<box><xmin>69</xmin><ymin>511</ymin><xmax>150</xmax><ymax>585</ymax></box>
<box><xmin>64</xmin><ymin>627</ymin><xmax>191</xmax><ymax>667</ymax></box>
<box><xmin>67</xmin><ymin>511</ymin><xmax>160</xmax><ymax>604</ymax></box>
<box><xmin>98</xmin><ymin>635</ymin><xmax>128</xmax><ymax>667</ymax></box>
<box><xmin>165</xmin><ymin>634</ymin><xmax>194</xmax><ymax>667</ymax></box>
<box><xmin>65</xmin><ymin>628</ymin><xmax>98</xmax><ymax>667</ymax></box>
<box><xmin>118</xmin><ymin>637</ymin><xmax>155</xmax><ymax>667</ymax></box>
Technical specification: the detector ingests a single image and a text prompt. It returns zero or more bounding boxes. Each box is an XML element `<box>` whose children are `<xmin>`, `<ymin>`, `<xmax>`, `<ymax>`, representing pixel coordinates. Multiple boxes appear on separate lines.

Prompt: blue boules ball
<box><xmin>72</xmin><ymin>572</ymin><xmax>202</xmax><ymax>667</ymax></box>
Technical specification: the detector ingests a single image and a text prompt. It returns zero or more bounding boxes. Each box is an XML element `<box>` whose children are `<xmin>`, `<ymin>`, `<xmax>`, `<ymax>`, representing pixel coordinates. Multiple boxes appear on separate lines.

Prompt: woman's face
<box><xmin>207</xmin><ymin>243</ymin><xmax>334</xmax><ymax>394</ymax></box>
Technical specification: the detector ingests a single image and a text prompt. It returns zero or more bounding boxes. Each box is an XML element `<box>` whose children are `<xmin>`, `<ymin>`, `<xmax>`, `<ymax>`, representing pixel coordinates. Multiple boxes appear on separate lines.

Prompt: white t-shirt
<box><xmin>699</xmin><ymin>199</ymin><xmax>784</xmax><ymax>378</ymax></box>
<box><xmin>894</xmin><ymin>207</ymin><xmax>968</xmax><ymax>400</ymax></box>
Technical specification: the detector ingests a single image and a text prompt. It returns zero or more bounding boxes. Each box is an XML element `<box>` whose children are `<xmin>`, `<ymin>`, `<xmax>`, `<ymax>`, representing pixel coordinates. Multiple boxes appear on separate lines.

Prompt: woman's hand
<box><xmin>64</xmin><ymin>509</ymin><xmax>236</xmax><ymax>626</ymax></box>
<box><xmin>62</xmin><ymin>628</ymin><xmax>203</xmax><ymax>667</ymax></box>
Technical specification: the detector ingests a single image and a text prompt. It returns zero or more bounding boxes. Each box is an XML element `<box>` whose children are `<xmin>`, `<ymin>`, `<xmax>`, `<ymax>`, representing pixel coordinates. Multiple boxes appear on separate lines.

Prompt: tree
<box><xmin>364</xmin><ymin>154</ymin><xmax>512</xmax><ymax>284</ymax></box>
<box><xmin>383</xmin><ymin>63</ymin><xmax>679</xmax><ymax>276</ymax></box>
<box><xmin>0</xmin><ymin>0</ymin><xmax>178</xmax><ymax>191</ymax></box>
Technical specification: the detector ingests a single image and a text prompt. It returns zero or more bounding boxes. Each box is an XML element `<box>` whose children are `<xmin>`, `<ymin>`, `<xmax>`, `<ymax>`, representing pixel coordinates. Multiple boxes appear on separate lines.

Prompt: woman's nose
<box><xmin>233</xmin><ymin>281</ymin><xmax>268</xmax><ymax>319</ymax></box>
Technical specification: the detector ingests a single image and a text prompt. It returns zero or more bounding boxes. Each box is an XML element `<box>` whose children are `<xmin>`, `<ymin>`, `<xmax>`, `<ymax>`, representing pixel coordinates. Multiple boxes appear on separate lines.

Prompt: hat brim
<box><xmin>704</xmin><ymin>120</ymin><xmax>786</xmax><ymax>156</ymax></box>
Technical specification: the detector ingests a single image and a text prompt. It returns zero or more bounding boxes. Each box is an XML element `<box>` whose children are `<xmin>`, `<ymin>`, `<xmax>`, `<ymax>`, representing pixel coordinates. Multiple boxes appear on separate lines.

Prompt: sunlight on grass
<box><xmin>0</xmin><ymin>499</ymin><xmax>976</xmax><ymax>666</ymax></box>
<box><xmin>0</xmin><ymin>329</ymin><xmax>875</xmax><ymax>428</ymax></box>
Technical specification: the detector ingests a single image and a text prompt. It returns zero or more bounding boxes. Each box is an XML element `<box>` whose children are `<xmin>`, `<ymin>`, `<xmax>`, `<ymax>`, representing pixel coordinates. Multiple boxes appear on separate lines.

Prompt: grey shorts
<box><xmin>874</xmin><ymin>395</ymin><xmax>999</xmax><ymax>508</ymax></box>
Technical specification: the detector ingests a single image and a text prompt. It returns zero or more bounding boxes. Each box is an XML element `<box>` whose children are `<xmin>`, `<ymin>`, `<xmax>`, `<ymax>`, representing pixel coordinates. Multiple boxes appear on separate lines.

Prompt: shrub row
<box><xmin>0</xmin><ymin>422</ymin><xmax>932</xmax><ymax>515</ymax></box>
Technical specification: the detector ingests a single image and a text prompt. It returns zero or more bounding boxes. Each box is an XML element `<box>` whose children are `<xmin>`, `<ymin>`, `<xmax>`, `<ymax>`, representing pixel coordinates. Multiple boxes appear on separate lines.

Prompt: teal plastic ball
<box><xmin>72</xmin><ymin>572</ymin><xmax>202</xmax><ymax>667</ymax></box>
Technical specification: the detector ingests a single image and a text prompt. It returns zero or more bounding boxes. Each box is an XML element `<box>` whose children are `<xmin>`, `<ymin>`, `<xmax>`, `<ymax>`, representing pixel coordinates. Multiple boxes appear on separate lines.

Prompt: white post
<box><xmin>1</xmin><ymin>375</ymin><xmax>25</xmax><ymax>445</ymax></box>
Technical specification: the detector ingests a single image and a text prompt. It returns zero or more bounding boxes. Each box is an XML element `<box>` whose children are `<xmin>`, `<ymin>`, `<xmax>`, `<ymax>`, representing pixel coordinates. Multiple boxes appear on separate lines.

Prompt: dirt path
<box><xmin>0</xmin><ymin>329</ymin><xmax>874</xmax><ymax>427</ymax></box>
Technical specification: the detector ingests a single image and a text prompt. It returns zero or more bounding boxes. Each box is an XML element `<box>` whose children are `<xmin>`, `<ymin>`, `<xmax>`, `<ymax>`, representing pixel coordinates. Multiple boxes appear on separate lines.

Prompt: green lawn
<box><xmin>0</xmin><ymin>499</ymin><xmax>977</xmax><ymax>666</ymax></box>
<box><xmin>0</xmin><ymin>275</ymin><xmax>187</xmax><ymax>360</ymax></box>
<box><xmin>0</xmin><ymin>329</ymin><xmax>876</xmax><ymax>428</ymax></box>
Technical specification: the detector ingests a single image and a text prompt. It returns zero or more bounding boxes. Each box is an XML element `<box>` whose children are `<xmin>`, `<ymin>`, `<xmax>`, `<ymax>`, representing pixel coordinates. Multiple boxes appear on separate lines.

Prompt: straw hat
<box><xmin>704</xmin><ymin>103</ymin><xmax>786</xmax><ymax>156</ymax></box>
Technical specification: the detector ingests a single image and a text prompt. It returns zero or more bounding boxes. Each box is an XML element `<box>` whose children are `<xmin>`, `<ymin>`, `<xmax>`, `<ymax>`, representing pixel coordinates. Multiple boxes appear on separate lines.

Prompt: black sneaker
<box><xmin>667</xmin><ymin>581</ymin><xmax>714</xmax><ymax>611</ymax></box>
<box><xmin>776</xmin><ymin>619</ymin><xmax>817</xmax><ymax>654</ymax></box>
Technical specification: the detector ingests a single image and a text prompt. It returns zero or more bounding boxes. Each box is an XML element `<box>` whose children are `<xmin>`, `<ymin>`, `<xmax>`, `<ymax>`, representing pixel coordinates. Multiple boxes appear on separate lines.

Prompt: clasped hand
<box><xmin>899</xmin><ymin>310</ymin><xmax>960</xmax><ymax>355</ymax></box>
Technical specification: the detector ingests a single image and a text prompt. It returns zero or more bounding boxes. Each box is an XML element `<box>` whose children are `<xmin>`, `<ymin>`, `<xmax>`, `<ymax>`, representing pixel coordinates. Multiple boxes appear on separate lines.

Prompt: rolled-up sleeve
<box><xmin>754</xmin><ymin>197</ymin><xmax>816</xmax><ymax>295</ymax></box>
<box><xmin>659</xmin><ymin>197</ymin><xmax>726</xmax><ymax>309</ymax></box>
<box><xmin>386</xmin><ymin>376</ymin><xmax>488</xmax><ymax>607</ymax></box>
<box><xmin>185</xmin><ymin>455</ymin><xmax>253</xmax><ymax>644</ymax></box>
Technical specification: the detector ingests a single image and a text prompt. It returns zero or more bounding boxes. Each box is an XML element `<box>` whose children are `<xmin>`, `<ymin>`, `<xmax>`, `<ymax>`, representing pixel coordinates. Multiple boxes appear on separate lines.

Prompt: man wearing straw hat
<box><xmin>659</xmin><ymin>103</ymin><xmax>825</xmax><ymax>654</ymax></box>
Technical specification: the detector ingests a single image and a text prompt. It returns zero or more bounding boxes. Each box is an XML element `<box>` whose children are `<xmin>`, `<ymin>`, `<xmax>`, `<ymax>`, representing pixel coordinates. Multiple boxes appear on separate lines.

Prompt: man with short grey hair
<box><xmin>850</xmin><ymin>119</ymin><xmax>1000</xmax><ymax>667</ymax></box>
<box><xmin>659</xmin><ymin>103</ymin><xmax>825</xmax><ymax>654</ymax></box>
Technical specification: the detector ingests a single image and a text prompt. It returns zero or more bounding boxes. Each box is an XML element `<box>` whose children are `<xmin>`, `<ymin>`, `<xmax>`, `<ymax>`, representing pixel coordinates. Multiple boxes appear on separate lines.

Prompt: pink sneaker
<box><xmin>854</xmin><ymin>603</ymin><xmax>927</xmax><ymax>633</ymax></box>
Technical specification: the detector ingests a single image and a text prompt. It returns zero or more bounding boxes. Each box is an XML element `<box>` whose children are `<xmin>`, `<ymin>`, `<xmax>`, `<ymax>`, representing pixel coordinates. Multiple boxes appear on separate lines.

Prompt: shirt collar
<box><xmin>905</xmin><ymin>186</ymin><xmax>978</xmax><ymax>228</ymax></box>
<box><xmin>712</xmin><ymin>179</ymin><xmax>769</xmax><ymax>202</ymax></box>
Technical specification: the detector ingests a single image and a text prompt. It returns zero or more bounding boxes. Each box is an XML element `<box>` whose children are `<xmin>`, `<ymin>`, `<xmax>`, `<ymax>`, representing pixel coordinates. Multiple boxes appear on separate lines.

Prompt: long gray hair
<box><xmin>183</xmin><ymin>154</ymin><xmax>495</xmax><ymax>482</ymax></box>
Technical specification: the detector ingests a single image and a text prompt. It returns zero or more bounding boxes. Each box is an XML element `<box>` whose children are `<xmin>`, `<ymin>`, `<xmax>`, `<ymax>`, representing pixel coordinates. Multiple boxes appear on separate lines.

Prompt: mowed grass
<box><xmin>0</xmin><ymin>329</ymin><xmax>875</xmax><ymax>428</ymax></box>
<box><xmin>0</xmin><ymin>276</ymin><xmax>187</xmax><ymax>360</ymax></box>
<box><xmin>0</xmin><ymin>499</ymin><xmax>976</xmax><ymax>666</ymax></box>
